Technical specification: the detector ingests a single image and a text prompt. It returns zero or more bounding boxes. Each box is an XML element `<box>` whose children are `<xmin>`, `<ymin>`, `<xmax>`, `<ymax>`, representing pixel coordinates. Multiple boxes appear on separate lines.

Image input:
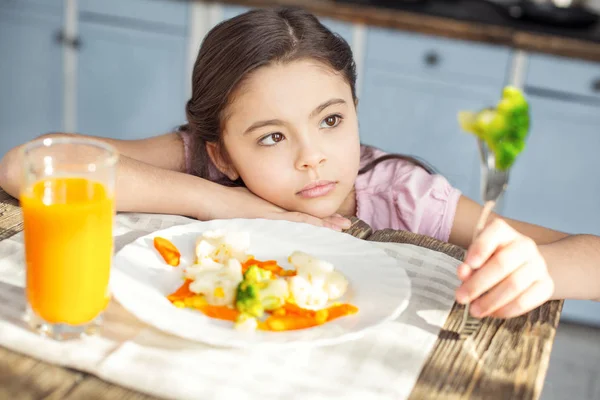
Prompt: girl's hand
<box><xmin>208</xmin><ymin>186</ymin><xmax>352</xmax><ymax>231</ymax></box>
<box><xmin>455</xmin><ymin>219</ymin><xmax>555</xmax><ymax>319</ymax></box>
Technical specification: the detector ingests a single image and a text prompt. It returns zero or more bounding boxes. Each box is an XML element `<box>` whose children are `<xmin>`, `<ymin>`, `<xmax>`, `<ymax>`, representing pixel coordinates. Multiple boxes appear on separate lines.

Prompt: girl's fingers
<box><xmin>456</xmin><ymin>237</ymin><xmax>537</xmax><ymax>304</ymax></box>
<box><xmin>457</xmin><ymin>263</ymin><xmax>473</xmax><ymax>281</ymax></box>
<box><xmin>464</xmin><ymin>219</ymin><xmax>519</xmax><ymax>269</ymax></box>
<box><xmin>324</xmin><ymin>214</ymin><xmax>352</xmax><ymax>229</ymax></box>
<box><xmin>488</xmin><ymin>280</ymin><xmax>554</xmax><ymax>319</ymax></box>
<box><xmin>274</xmin><ymin>212</ymin><xmax>337</xmax><ymax>231</ymax></box>
<box><xmin>277</xmin><ymin>212</ymin><xmax>351</xmax><ymax>232</ymax></box>
<box><xmin>469</xmin><ymin>262</ymin><xmax>538</xmax><ymax>318</ymax></box>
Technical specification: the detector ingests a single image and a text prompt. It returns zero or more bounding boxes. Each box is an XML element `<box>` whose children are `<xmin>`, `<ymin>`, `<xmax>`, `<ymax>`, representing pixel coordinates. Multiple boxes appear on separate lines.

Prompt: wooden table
<box><xmin>0</xmin><ymin>188</ymin><xmax>563</xmax><ymax>400</ymax></box>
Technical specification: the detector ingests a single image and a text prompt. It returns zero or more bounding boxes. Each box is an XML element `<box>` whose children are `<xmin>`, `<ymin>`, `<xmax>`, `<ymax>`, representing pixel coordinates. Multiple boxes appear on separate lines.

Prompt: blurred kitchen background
<box><xmin>0</xmin><ymin>1</ymin><xmax>599</xmax><ymax>398</ymax></box>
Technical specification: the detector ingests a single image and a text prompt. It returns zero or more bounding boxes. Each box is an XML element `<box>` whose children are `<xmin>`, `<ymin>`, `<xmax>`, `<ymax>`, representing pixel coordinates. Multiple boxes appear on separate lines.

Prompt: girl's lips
<box><xmin>296</xmin><ymin>181</ymin><xmax>337</xmax><ymax>199</ymax></box>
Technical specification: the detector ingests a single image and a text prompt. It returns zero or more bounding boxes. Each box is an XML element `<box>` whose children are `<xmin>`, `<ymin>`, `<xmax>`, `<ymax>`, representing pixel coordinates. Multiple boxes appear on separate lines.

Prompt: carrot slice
<box><xmin>199</xmin><ymin>305</ymin><xmax>239</xmax><ymax>321</ymax></box>
<box><xmin>280</xmin><ymin>303</ymin><xmax>358</xmax><ymax>323</ymax></box>
<box><xmin>241</xmin><ymin>258</ymin><xmax>296</xmax><ymax>277</ymax></box>
<box><xmin>283</xmin><ymin>303</ymin><xmax>316</xmax><ymax>317</ymax></box>
<box><xmin>326</xmin><ymin>304</ymin><xmax>359</xmax><ymax>321</ymax></box>
<box><xmin>166</xmin><ymin>279</ymin><xmax>194</xmax><ymax>302</ymax></box>
<box><xmin>154</xmin><ymin>237</ymin><xmax>181</xmax><ymax>266</ymax></box>
<box><xmin>241</xmin><ymin>259</ymin><xmax>277</xmax><ymax>274</ymax></box>
<box><xmin>265</xmin><ymin>315</ymin><xmax>318</xmax><ymax>331</ymax></box>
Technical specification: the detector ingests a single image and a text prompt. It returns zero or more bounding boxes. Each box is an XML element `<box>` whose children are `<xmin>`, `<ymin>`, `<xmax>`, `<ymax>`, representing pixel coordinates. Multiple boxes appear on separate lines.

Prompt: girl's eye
<box><xmin>258</xmin><ymin>132</ymin><xmax>285</xmax><ymax>146</ymax></box>
<box><xmin>320</xmin><ymin>114</ymin><xmax>343</xmax><ymax>129</ymax></box>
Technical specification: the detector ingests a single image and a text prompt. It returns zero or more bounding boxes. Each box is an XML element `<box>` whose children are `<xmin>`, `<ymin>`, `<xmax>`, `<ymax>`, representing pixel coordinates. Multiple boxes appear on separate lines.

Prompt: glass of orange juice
<box><xmin>20</xmin><ymin>136</ymin><xmax>118</xmax><ymax>340</ymax></box>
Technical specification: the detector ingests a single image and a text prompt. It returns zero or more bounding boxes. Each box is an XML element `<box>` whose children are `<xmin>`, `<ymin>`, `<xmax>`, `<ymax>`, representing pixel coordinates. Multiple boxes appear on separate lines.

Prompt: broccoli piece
<box><xmin>243</xmin><ymin>264</ymin><xmax>272</xmax><ymax>282</ymax></box>
<box><xmin>235</xmin><ymin>265</ymin><xmax>287</xmax><ymax>317</ymax></box>
<box><xmin>458</xmin><ymin>86</ymin><xmax>530</xmax><ymax>170</ymax></box>
<box><xmin>235</xmin><ymin>279</ymin><xmax>264</xmax><ymax>317</ymax></box>
<box><xmin>235</xmin><ymin>265</ymin><xmax>272</xmax><ymax>317</ymax></box>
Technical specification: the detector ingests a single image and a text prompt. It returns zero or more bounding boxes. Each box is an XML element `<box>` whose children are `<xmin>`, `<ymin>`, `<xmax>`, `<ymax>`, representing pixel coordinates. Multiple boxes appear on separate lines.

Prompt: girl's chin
<box><xmin>290</xmin><ymin>200</ymin><xmax>344</xmax><ymax>220</ymax></box>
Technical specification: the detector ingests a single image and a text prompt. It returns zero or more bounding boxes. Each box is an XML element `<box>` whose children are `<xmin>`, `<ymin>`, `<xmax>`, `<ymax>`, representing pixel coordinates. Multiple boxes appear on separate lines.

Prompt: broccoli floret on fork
<box><xmin>458</xmin><ymin>86</ymin><xmax>530</xmax><ymax>170</ymax></box>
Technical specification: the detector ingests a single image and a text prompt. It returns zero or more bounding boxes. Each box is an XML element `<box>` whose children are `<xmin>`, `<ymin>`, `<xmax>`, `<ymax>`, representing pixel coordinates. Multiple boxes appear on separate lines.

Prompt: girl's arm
<box><xmin>0</xmin><ymin>133</ymin><xmax>350</xmax><ymax>229</ymax></box>
<box><xmin>449</xmin><ymin>195</ymin><xmax>600</xmax><ymax>318</ymax></box>
<box><xmin>0</xmin><ymin>132</ymin><xmax>188</xmax><ymax>197</ymax></box>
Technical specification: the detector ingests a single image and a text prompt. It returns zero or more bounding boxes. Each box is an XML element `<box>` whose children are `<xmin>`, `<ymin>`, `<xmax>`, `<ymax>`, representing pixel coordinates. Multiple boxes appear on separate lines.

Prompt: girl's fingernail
<box><xmin>470</xmin><ymin>304</ymin><xmax>481</xmax><ymax>317</ymax></box>
<box><xmin>465</xmin><ymin>255</ymin><xmax>480</xmax><ymax>268</ymax></box>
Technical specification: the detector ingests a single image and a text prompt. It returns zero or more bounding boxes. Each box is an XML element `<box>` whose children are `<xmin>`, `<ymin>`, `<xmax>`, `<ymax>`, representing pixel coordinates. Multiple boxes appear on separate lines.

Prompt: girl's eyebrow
<box><xmin>243</xmin><ymin>98</ymin><xmax>346</xmax><ymax>136</ymax></box>
<box><xmin>310</xmin><ymin>98</ymin><xmax>346</xmax><ymax>118</ymax></box>
<box><xmin>244</xmin><ymin>119</ymin><xmax>284</xmax><ymax>136</ymax></box>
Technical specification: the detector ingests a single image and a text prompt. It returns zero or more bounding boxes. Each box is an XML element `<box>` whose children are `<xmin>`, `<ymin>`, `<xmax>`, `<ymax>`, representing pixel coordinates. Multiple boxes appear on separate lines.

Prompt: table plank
<box><xmin>0</xmin><ymin>345</ymin><xmax>84</xmax><ymax>400</ymax></box>
<box><xmin>0</xmin><ymin>191</ymin><xmax>562</xmax><ymax>399</ymax></box>
<box><xmin>369</xmin><ymin>228</ymin><xmax>465</xmax><ymax>261</ymax></box>
<box><xmin>0</xmin><ymin>188</ymin><xmax>23</xmax><ymax>241</ymax></box>
<box><xmin>62</xmin><ymin>377</ymin><xmax>156</xmax><ymax>400</ymax></box>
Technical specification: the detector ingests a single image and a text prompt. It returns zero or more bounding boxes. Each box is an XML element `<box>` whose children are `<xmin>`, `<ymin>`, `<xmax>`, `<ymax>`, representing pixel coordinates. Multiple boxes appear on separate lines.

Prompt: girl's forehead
<box><xmin>226</xmin><ymin>60</ymin><xmax>352</xmax><ymax>123</ymax></box>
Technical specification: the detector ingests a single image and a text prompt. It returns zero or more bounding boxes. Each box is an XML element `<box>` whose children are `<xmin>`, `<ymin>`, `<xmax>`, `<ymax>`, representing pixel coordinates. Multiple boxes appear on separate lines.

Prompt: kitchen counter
<box><xmin>216</xmin><ymin>0</ymin><xmax>600</xmax><ymax>62</ymax></box>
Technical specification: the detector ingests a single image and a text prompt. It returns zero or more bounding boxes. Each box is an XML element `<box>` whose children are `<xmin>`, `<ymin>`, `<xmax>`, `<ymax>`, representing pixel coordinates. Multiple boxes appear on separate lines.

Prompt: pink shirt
<box><xmin>181</xmin><ymin>132</ymin><xmax>460</xmax><ymax>242</ymax></box>
<box><xmin>355</xmin><ymin>146</ymin><xmax>461</xmax><ymax>242</ymax></box>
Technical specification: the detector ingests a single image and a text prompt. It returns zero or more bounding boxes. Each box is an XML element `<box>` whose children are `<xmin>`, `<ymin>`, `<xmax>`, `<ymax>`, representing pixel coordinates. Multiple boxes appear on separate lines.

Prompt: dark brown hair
<box><xmin>181</xmin><ymin>7</ymin><xmax>433</xmax><ymax>186</ymax></box>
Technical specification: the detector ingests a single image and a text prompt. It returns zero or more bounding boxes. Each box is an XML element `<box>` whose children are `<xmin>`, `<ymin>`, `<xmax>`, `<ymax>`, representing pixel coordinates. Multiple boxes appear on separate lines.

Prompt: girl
<box><xmin>1</xmin><ymin>7</ymin><xmax>598</xmax><ymax>319</ymax></box>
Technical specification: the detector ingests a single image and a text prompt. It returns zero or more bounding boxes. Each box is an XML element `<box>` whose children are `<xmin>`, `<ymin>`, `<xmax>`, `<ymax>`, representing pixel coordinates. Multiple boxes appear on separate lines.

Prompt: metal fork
<box><xmin>458</xmin><ymin>137</ymin><xmax>509</xmax><ymax>339</ymax></box>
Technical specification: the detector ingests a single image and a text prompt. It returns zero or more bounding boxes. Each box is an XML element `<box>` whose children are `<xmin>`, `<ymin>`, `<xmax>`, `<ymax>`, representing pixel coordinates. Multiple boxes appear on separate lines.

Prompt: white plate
<box><xmin>110</xmin><ymin>219</ymin><xmax>410</xmax><ymax>348</ymax></box>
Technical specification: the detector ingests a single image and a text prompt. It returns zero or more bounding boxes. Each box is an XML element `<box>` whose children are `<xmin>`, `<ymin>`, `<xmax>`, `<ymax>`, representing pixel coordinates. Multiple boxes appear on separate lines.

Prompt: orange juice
<box><xmin>21</xmin><ymin>177</ymin><xmax>114</xmax><ymax>325</ymax></box>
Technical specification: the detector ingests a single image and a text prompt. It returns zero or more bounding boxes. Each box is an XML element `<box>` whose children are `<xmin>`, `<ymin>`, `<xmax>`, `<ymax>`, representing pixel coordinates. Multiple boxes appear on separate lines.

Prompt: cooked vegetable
<box><xmin>235</xmin><ymin>279</ymin><xmax>264</xmax><ymax>318</ymax></box>
<box><xmin>235</xmin><ymin>265</ymin><xmax>290</xmax><ymax>318</ymax></box>
<box><xmin>167</xmin><ymin>281</ymin><xmax>238</xmax><ymax>321</ymax></box>
<box><xmin>243</xmin><ymin>264</ymin><xmax>273</xmax><ymax>283</ymax></box>
<box><xmin>200</xmin><ymin>305</ymin><xmax>239</xmax><ymax>321</ymax></box>
<box><xmin>234</xmin><ymin>265</ymin><xmax>271</xmax><ymax>317</ymax></box>
<box><xmin>266</xmin><ymin>315</ymin><xmax>318</xmax><ymax>331</ymax></box>
<box><xmin>234</xmin><ymin>313</ymin><xmax>258</xmax><ymax>331</ymax></box>
<box><xmin>163</xmin><ymin>231</ymin><xmax>359</xmax><ymax>332</ymax></box>
<box><xmin>325</xmin><ymin>303</ymin><xmax>359</xmax><ymax>322</ymax></box>
<box><xmin>241</xmin><ymin>258</ymin><xmax>296</xmax><ymax>277</ymax></box>
<box><xmin>154</xmin><ymin>237</ymin><xmax>181</xmax><ymax>266</ymax></box>
<box><xmin>458</xmin><ymin>86</ymin><xmax>530</xmax><ymax>170</ymax></box>
<box><xmin>166</xmin><ymin>279</ymin><xmax>194</xmax><ymax>302</ymax></box>
<box><xmin>262</xmin><ymin>303</ymin><xmax>358</xmax><ymax>331</ymax></box>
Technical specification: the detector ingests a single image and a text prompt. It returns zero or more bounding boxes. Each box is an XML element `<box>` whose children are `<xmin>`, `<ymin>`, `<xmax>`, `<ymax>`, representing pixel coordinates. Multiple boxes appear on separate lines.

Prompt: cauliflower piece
<box><xmin>188</xmin><ymin>258</ymin><xmax>243</xmax><ymax>306</ymax></box>
<box><xmin>184</xmin><ymin>257</ymin><xmax>222</xmax><ymax>280</ymax></box>
<box><xmin>288</xmin><ymin>275</ymin><xmax>329</xmax><ymax>310</ymax></box>
<box><xmin>234</xmin><ymin>313</ymin><xmax>258</xmax><ymax>332</ymax></box>
<box><xmin>195</xmin><ymin>230</ymin><xmax>251</xmax><ymax>264</ymax></box>
<box><xmin>324</xmin><ymin>270</ymin><xmax>348</xmax><ymax>300</ymax></box>
<box><xmin>288</xmin><ymin>251</ymin><xmax>348</xmax><ymax>308</ymax></box>
<box><xmin>261</xmin><ymin>278</ymin><xmax>289</xmax><ymax>310</ymax></box>
<box><xmin>224</xmin><ymin>258</ymin><xmax>243</xmax><ymax>282</ymax></box>
<box><xmin>289</xmin><ymin>251</ymin><xmax>334</xmax><ymax>274</ymax></box>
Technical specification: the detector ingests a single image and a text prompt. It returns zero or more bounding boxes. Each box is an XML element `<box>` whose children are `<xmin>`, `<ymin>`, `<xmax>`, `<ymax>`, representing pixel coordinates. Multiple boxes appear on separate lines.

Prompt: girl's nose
<box><xmin>295</xmin><ymin>144</ymin><xmax>327</xmax><ymax>171</ymax></box>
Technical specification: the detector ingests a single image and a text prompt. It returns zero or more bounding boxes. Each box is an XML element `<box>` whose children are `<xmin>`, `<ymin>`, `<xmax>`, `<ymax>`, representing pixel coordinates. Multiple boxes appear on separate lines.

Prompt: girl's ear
<box><xmin>206</xmin><ymin>142</ymin><xmax>240</xmax><ymax>181</ymax></box>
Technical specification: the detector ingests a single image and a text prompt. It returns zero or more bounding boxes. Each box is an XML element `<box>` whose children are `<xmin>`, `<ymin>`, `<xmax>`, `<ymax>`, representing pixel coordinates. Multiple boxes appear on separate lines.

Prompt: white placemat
<box><xmin>0</xmin><ymin>213</ymin><xmax>461</xmax><ymax>400</ymax></box>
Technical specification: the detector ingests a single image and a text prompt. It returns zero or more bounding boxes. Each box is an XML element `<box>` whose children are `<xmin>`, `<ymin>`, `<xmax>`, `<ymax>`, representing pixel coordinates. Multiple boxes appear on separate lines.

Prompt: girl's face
<box><xmin>215</xmin><ymin>59</ymin><xmax>361</xmax><ymax>218</ymax></box>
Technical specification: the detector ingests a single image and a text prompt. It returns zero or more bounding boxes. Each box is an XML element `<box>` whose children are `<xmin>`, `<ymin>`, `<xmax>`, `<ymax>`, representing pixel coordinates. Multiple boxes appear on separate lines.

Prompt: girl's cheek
<box><xmin>243</xmin><ymin>156</ymin><xmax>289</xmax><ymax>186</ymax></box>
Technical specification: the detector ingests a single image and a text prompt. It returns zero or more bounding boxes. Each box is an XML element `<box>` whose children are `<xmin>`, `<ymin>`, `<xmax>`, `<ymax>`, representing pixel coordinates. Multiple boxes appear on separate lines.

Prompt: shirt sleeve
<box><xmin>391</xmin><ymin>164</ymin><xmax>462</xmax><ymax>242</ymax></box>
